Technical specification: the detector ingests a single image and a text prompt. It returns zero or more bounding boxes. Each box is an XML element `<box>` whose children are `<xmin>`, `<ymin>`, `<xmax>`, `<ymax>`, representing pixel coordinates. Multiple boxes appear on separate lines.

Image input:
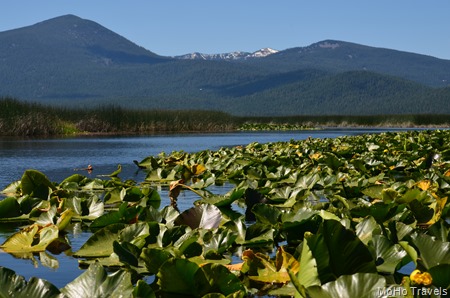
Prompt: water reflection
<box><xmin>0</xmin><ymin>129</ymin><xmax>414</xmax><ymax>190</ymax></box>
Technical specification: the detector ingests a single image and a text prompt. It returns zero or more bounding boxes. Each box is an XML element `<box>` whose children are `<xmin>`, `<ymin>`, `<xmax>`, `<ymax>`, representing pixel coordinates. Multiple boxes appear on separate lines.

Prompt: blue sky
<box><xmin>1</xmin><ymin>1</ymin><xmax>450</xmax><ymax>59</ymax></box>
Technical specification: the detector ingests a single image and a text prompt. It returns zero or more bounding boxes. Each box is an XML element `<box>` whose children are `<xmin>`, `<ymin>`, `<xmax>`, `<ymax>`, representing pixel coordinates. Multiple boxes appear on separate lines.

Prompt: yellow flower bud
<box><xmin>410</xmin><ymin>269</ymin><xmax>433</xmax><ymax>286</ymax></box>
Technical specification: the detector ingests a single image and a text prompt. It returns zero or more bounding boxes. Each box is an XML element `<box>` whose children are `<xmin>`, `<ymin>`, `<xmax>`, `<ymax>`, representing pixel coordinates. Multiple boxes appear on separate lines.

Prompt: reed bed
<box><xmin>1</xmin><ymin>97</ymin><xmax>448</xmax><ymax>136</ymax></box>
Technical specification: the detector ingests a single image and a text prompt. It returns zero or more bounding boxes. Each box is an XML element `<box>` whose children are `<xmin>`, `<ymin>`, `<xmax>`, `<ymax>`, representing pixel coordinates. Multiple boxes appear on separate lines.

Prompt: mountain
<box><xmin>0</xmin><ymin>15</ymin><xmax>171</xmax><ymax>99</ymax></box>
<box><xmin>1</xmin><ymin>15</ymin><xmax>449</xmax><ymax>116</ymax></box>
<box><xmin>174</xmin><ymin>48</ymin><xmax>278</xmax><ymax>60</ymax></box>
<box><xmin>253</xmin><ymin>40</ymin><xmax>450</xmax><ymax>87</ymax></box>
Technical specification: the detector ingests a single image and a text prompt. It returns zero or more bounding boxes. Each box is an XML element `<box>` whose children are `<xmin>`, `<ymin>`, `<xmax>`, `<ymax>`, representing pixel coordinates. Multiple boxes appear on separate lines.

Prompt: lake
<box><xmin>0</xmin><ymin>128</ymin><xmax>421</xmax><ymax>288</ymax></box>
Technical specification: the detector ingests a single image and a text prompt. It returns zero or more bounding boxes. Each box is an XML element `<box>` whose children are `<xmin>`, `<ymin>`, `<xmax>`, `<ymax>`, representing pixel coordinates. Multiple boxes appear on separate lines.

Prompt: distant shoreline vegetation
<box><xmin>0</xmin><ymin>97</ymin><xmax>449</xmax><ymax>137</ymax></box>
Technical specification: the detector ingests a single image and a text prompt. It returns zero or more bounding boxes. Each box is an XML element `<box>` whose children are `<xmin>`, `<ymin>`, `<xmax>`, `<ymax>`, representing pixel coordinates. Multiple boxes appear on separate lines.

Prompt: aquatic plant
<box><xmin>1</xmin><ymin>129</ymin><xmax>450</xmax><ymax>297</ymax></box>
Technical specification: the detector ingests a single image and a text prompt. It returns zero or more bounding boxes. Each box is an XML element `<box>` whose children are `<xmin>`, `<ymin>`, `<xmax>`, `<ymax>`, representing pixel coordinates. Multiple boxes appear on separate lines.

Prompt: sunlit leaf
<box><xmin>74</xmin><ymin>224</ymin><xmax>126</xmax><ymax>257</ymax></box>
<box><xmin>61</xmin><ymin>262</ymin><xmax>133</xmax><ymax>298</ymax></box>
<box><xmin>294</xmin><ymin>236</ymin><xmax>320</xmax><ymax>289</ymax></box>
<box><xmin>1</xmin><ymin>224</ymin><xmax>59</xmax><ymax>253</ymax></box>
<box><xmin>305</xmin><ymin>273</ymin><xmax>386</xmax><ymax>298</ymax></box>
<box><xmin>174</xmin><ymin>204</ymin><xmax>222</xmax><ymax>229</ymax></box>
<box><xmin>371</xmin><ymin>235</ymin><xmax>407</xmax><ymax>274</ymax></box>
<box><xmin>410</xmin><ymin>232</ymin><xmax>450</xmax><ymax>269</ymax></box>
<box><xmin>0</xmin><ymin>267</ymin><xmax>62</xmax><ymax>298</ymax></box>
<box><xmin>304</xmin><ymin>220</ymin><xmax>377</xmax><ymax>284</ymax></box>
<box><xmin>243</xmin><ymin>246</ymin><xmax>299</xmax><ymax>284</ymax></box>
<box><xmin>244</xmin><ymin>223</ymin><xmax>274</xmax><ymax>245</ymax></box>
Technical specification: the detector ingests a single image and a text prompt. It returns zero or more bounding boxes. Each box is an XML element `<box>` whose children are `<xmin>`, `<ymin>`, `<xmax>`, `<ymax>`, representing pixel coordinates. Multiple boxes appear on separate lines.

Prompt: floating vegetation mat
<box><xmin>1</xmin><ymin>129</ymin><xmax>450</xmax><ymax>297</ymax></box>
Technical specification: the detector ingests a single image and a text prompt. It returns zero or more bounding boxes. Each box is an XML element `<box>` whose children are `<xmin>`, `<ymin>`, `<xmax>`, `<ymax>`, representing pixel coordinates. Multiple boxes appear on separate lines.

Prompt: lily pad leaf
<box><xmin>113</xmin><ymin>241</ymin><xmax>140</xmax><ymax>267</ymax></box>
<box><xmin>305</xmin><ymin>273</ymin><xmax>386</xmax><ymax>298</ymax></box>
<box><xmin>252</xmin><ymin>203</ymin><xmax>281</xmax><ymax>226</ymax></box>
<box><xmin>428</xmin><ymin>264</ymin><xmax>450</xmax><ymax>289</ymax></box>
<box><xmin>0</xmin><ymin>224</ymin><xmax>59</xmax><ymax>253</ymax></box>
<box><xmin>174</xmin><ymin>204</ymin><xmax>222</xmax><ymax>229</ymax></box>
<box><xmin>0</xmin><ymin>197</ymin><xmax>22</xmax><ymax>219</ymax></box>
<box><xmin>203</xmin><ymin>228</ymin><xmax>237</xmax><ymax>258</ymax></box>
<box><xmin>410</xmin><ymin>232</ymin><xmax>450</xmax><ymax>269</ymax></box>
<box><xmin>157</xmin><ymin>258</ymin><xmax>209</xmax><ymax>297</ymax></box>
<box><xmin>242</xmin><ymin>247</ymin><xmax>299</xmax><ymax>284</ymax></box>
<box><xmin>133</xmin><ymin>280</ymin><xmax>156</xmax><ymax>298</ymax></box>
<box><xmin>90</xmin><ymin>203</ymin><xmax>141</xmax><ymax>230</ymax></box>
<box><xmin>74</xmin><ymin>223</ymin><xmax>126</xmax><ymax>258</ymax></box>
<box><xmin>142</xmin><ymin>247</ymin><xmax>174</xmax><ymax>274</ymax></box>
<box><xmin>356</xmin><ymin>216</ymin><xmax>381</xmax><ymax>245</ymax></box>
<box><xmin>21</xmin><ymin>170</ymin><xmax>55</xmax><ymax>200</ymax></box>
<box><xmin>1</xmin><ymin>180</ymin><xmax>20</xmax><ymax>196</ymax></box>
<box><xmin>304</xmin><ymin>220</ymin><xmax>377</xmax><ymax>284</ymax></box>
<box><xmin>294</xmin><ymin>237</ymin><xmax>321</xmax><ymax>289</ymax></box>
<box><xmin>244</xmin><ymin>223</ymin><xmax>274</xmax><ymax>245</ymax></box>
<box><xmin>0</xmin><ymin>267</ymin><xmax>62</xmax><ymax>298</ymax></box>
<box><xmin>200</xmin><ymin>263</ymin><xmax>246</xmax><ymax>296</ymax></box>
<box><xmin>61</xmin><ymin>262</ymin><xmax>133</xmax><ymax>298</ymax></box>
<box><xmin>371</xmin><ymin>235</ymin><xmax>407</xmax><ymax>274</ymax></box>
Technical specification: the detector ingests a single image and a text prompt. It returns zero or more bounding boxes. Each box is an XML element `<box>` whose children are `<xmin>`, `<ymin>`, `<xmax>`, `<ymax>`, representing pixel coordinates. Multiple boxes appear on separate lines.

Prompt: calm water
<box><xmin>0</xmin><ymin>129</ymin><xmax>417</xmax><ymax>288</ymax></box>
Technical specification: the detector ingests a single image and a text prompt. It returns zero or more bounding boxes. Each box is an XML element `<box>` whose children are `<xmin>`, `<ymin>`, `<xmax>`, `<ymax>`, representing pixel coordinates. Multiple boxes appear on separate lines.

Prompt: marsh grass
<box><xmin>1</xmin><ymin>97</ymin><xmax>448</xmax><ymax>136</ymax></box>
<box><xmin>0</xmin><ymin>98</ymin><xmax>236</xmax><ymax>136</ymax></box>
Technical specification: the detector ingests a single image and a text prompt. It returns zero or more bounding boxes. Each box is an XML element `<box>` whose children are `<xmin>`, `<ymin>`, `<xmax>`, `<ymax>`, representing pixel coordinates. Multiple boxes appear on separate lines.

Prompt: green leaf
<box><xmin>108</xmin><ymin>164</ymin><xmax>122</xmax><ymax>178</ymax></box>
<box><xmin>0</xmin><ymin>197</ymin><xmax>22</xmax><ymax>218</ymax></box>
<box><xmin>356</xmin><ymin>216</ymin><xmax>381</xmax><ymax>245</ymax></box>
<box><xmin>118</xmin><ymin>222</ymin><xmax>150</xmax><ymax>248</ymax></box>
<box><xmin>305</xmin><ymin>220</ymin><xmax>377</xmax><ymax>284</ymax></box>
<box><xmin>410</xmin><ymin>232</ymin><xmax>450</xmax><ymax>269</ymax></box>
<box><xmin>21</xmin><ymin>170</ymin><xmax>55</xmax><ymax>200</ymax></box>
<box><xmin>242</xmin><ymin>246</ymin><xmax>299</xmax><ymax>285</ymax></box>
<box><xmin>61</xmin><ymin>262</ymin><xmax>133</xmax><ymax>298</ymax></box>
<box><xmin>203</xmin><ymin>228</ymin><xmax>237</xmax><ymax>257</ymax></box>
<box><xmin>174</xmin><ymin>204</ymin><xmax>222</xmax><ymax>229</ymax></box>
<box><xmin>252</xmin><ymin>203</ymin><xmax>281</xmax><ymax>225</ymax></box>
<box><xmin>157</xmin><ymin>258</ymin><xmax>208</xmax><ymax>297</ymax></box>
<box><xmin>305</xmin><ymin>273</ymin><xmax>386</xmax><ymax>298</ymax></box>
<box><xmin>428</xmin><ymin>264</ymin><xmax>450</xmax><ymax>289</ymax></box>
<box><xmin>244</xmin><ymin>223</ymin><xmax>274</xmax><ymax>245</ymax></box>
<box><xmin>197</xmin><ymin>187</ymin><xmax>244</xmax><ymax>207</ymax></box>
<box><xmin>362</xmin><ymin>185</ymin><xmax>385</xmax><ymax>200</ymax></box>
<box><xmin>113</xmin><ymin>241</ymin><xmax>140</xmax><ymax>267</ymax></box>
<box><xmin>0</xmin><ymin>224</ymin><xmax>59</xmax><ymax>253</ymax></box>
<box><xmin>133</xmin><ymin>280</ymin><xmax>156</xmax><ymax>298</ymax></box>
<box><xmin>0</xmin><ymin>267</ymin><xmax>62</xmax><ymax>298</ymax></box>
<box><xmin>200</xmin><ymin>263</ymin><xmax>246</xmax><ymax>296</ymax></box>
<box><xmin>56</xmin><ymin>208</ymin><xmax>75</xmax><ymax>231</ymax></box>
<box><xmin>295</xmin><ymin>236</ymin><xmax>321</xmax><ymax>288</ymax></box>
<box><xmin>141</xmin><ymin>247</ymin><xmax>174</xmax><ymax>274</ymax></box>
<box><xmin>64</xmin><ymin>196</ymin><xmax>104</xmax><ymax>221</ymax></box>
<box><xmin>371</xmin><ymin>235</ymin><xmax>407</xmax><ymax>274</ymax></box>
<box><xmin>74</xmin><ymin>224</ymin><xmax>126</xmax><ymax>257</ymax></box>
<box><xmin>90</xmin><ymin>203</ymin><xmax>141</xmax><ymax>230</ymax></box>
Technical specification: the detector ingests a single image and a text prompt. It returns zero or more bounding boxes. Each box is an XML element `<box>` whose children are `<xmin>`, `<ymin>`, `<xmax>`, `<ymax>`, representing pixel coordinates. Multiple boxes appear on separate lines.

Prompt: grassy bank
<box><xmin>0</xmin><ymin>98</ymin><xmax>236</xmax><ymax>136</ymax></box>
<box><xmin>1</xmin><ymin>97</ymin><xmax>449</xmax><ymax>136</ymax></box>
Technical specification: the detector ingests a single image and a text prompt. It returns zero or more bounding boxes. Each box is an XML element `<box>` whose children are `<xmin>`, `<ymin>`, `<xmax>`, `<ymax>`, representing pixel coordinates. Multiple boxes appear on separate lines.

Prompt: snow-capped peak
<box><xmin>174</xmin><ymin>48</ymin><xmax>278</xmax><ymax>60</ymax></box>
<box><xmin>250</xmin><ymin>48</ymin><xmax>279</xmax><ymax>58</ymax></box>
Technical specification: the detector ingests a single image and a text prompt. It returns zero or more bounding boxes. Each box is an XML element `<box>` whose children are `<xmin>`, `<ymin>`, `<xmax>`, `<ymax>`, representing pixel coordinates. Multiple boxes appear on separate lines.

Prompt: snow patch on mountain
<box><xmin>174</xmin><ymin>48</ymin><xmax>278</xmax><ymax>60</ymax></box>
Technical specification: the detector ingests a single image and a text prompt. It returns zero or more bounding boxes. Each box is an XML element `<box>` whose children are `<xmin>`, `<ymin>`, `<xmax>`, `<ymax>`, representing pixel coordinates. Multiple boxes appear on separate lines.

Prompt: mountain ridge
<box><xmin>0</xmin><ymin>14</ymin><xmax>449</xmax><ymax>116</ymax></box>
<box><xmin>174</xmin><ymin>47</ymin><xmax>278</xmax><ymax>60</ymax></box>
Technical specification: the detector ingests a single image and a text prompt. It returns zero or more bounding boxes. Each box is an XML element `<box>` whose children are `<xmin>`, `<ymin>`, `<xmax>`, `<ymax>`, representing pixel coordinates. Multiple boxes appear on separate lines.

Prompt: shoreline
<box><xmin>1</xmin><ymin>125</ymin><xmax>448</xmax><ymax>139</ymax></box>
